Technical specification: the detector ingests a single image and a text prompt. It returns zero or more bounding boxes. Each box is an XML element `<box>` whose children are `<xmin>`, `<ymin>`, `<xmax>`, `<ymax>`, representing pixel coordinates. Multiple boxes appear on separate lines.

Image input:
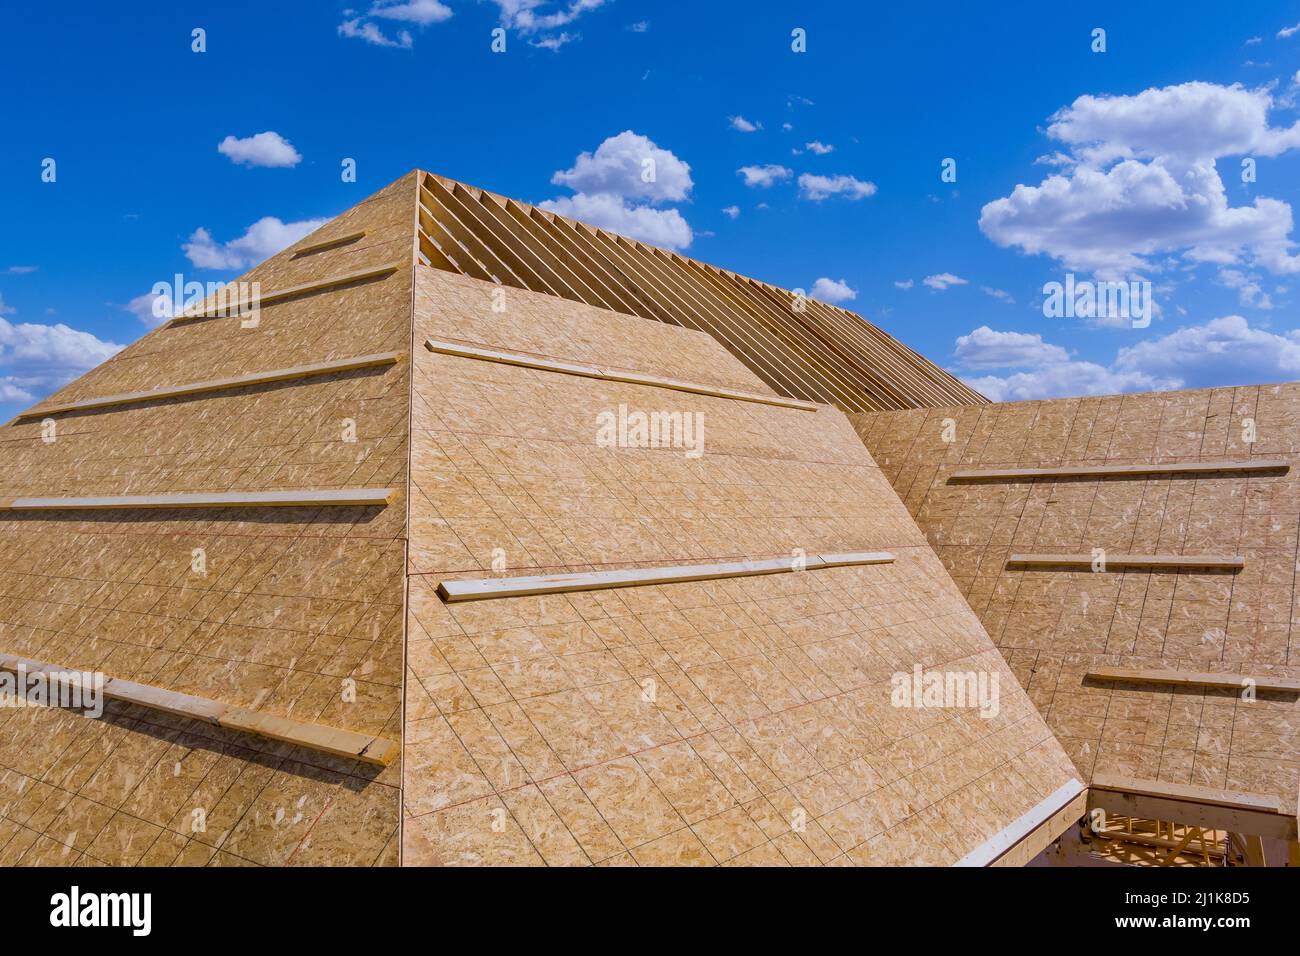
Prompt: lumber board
<box><xmin>0</xmin><ymin>488</ymin><xmax>393</xmax><ymax>511</ymax></box>
<box><xmin>424</xmin><ymin>338</ymin><xmax>819</xmax><ymax>410</ymax></box>
<box><xmin>954</xmin><ymin>778</ymin><xmax>1086</xmax><ymax>866</ymax></box>
<box><xmin>949</xmin><ymin>460</ymin><xmax>1289</xmax><ymax>481</ymax></box>
<box><xmin>169</xmin><ymin>262</ymin><xmax>400</xmax><ymax>323</ymax></box>
<box><xmin>1086</xmin><ymin>666</ymin><xmax>1300</xmax><ymax>694</ymax></box>
<box><xmin>1007</xmin><ymin>553</ymin><xmax>1244</xmax><ymax>570</ymax></box>
<box><xmin>1088</xmin><ymin>774</ymin><xmax>1296</xmax><ymax>841</ymax></box>
<box><xmin>291</xmin><ymin>229</ymin><xmax>367</xmax><ymax>257</ymax></box>
<box><xmin>0</xmin><ymin>654</ymin><xmax>397</xmax><ymax>766</ymax></box>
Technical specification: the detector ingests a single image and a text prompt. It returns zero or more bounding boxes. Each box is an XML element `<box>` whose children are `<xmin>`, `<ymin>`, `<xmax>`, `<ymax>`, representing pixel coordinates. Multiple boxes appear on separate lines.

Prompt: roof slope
<box><xmin>852</xmin><ymin>386</ymin><xmax>1300</xmax><ymax>814</ymax></box>
<box><xmin>415</xmin><ymin>171</ymin><xmax>986</xmax><ymax>413</ymax></box>
<box><xmin>402</xmin><ymin>267</ymin><xmax>1075</xmax><ymax>865</ymax></box>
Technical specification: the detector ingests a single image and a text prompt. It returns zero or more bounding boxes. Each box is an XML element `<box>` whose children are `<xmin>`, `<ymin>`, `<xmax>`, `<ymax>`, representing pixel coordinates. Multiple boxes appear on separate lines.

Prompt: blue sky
<box><xmin>3</xmin><ymin>1</ymin><xmax>1300</xmax><ymax>420</ymax></box>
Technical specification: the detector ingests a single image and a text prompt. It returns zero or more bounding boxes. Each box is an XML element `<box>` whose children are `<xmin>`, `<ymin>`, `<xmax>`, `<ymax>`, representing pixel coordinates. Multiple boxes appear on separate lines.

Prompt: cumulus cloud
<box><xmin>531</xmin><ymin>31</ymin><xmax>577</xmax><ymax>50</ymax></box>
<box><xmin>730</xmin><ymin>116</ymin><xmax>761</xmax><ymax>132</ymax></box>
<box><xmin>0</xmin><ymin>316</ymin><xmax>123</xmax><ymax>406</ymax></box>
<box><xmin>810</xmin><ymin>277</ymin><xmax>857</xmax><ymax>303</ymax></box>
<box><xmin>980</xmin><ymin>82</ymin><xmax>1300</xmax><ymax>278</ymax></box>
<box><xmin>737</xmin><ymin>164</ymin><xmax>792</xmax><ymax>188</ymax></box>
<box><xmin>338</xmin><ymin>0</ymin><xmax>451</xmax><ymax>48</ymax></box>
<box><xmin>955</xmin><ymin>314</ymin><xmax>1300</xmax><ymax>401</ymax></box>
<box><xmin>804</xmin><ymin>141</ymin><xmax>834</xmax><ymax>155</ymax></box>
<box><xmin>489</xmin><ymin>0</ymin><xmax>609</xmax><ymax>38</ymax></box>
<box><xmin>217</xmin><ymin>131</ymin><xmax>302</xmax><ymax>168</ymax></box>
<box><xmin>124</xmin><ymin>290</ymin><xmax>174</xmax><ymax>328</ymax></box>
<box><xmin>894</xmin><ymin>279</ymin><xmax>914</xmax><ymax>290</ymax></box>
<box><xmin>183</xmin><ymin>216</ymin><xmax>329</xmax><ymax>270</ymax></box>
<box><xmin>923</xmin><ymin>272</ymin><xmax>968</xmax><ymax>290</ymax></box>
<box><xmin>982</xmin><ymin>286</ymin><xmax>1015</xmax><ymax>303</ymax></box>
<box><xmin>1280</xmin><ymin>22</ymin><xmax>1300</xmax><ymax>38</ymax></box>
<box><xmin>541</xmin><ymin>131</ymin><xmax>694</xmax><ymax>249</ymax></box>
<box><xmin>721</xmin><ymin>205</ymin><xmax>740</xmax><ymax>220</ymax></box>
<box><xmin>797</xmin><ymin>173</ymin><xmax>877</xmax><ymax>200</ymax></box>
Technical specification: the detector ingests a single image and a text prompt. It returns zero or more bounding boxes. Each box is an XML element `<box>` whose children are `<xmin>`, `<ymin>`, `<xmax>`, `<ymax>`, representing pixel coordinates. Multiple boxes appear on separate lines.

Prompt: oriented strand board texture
<box><xmin>852</xmin><ymin>387</ymin><xmax>1300</xmax><ymax>812</ymax></box>
<box><xmin>402</xmin><ymin>267</ymin><xmax>1076</xmax><ymax>866</ymax></box>
<box><xmin>416</xmin><ymin>171</ymin><xmax>986</xmax><ymax>414</ymax></box>
<box><xmin>0</xmin><ymin>173</ymin><xmax>417</xmax><ymax>866</ymax></box>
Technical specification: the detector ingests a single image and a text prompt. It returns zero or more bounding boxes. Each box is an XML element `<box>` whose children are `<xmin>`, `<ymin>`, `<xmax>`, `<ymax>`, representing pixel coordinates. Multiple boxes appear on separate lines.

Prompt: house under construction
<box><xmin>0</xmin><ymin>170</ymin><xmax>1295</xmax><ymax>867</ymax></box>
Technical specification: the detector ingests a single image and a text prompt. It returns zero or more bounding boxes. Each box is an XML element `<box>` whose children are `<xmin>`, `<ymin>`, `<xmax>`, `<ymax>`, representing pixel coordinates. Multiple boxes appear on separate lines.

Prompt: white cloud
<box><xmin>730</xmin><ymin>116</ymin><xmax>761</xmax><ymax>133</ymax></box>
<box><xmin>5</xmin><ymin>266</ymin><xmax>37</xmax><ymax>275</ymax></box>
<box><xmin>0</xmin><ymin>294</ymin><xmax>14</xmax><ymax>315</ymax></box>
<box><xmin>810</xmin><ymin>277</ymin><xmax>857</xmax><ymax>303</ymax></box>
<box><xmin>737</xmin><ymin>164</ymin><xmax>792</xmax><ymax>188</ymax></box>
<box><xmin>797</xmin><ymin>173</ymin><xmax>877</xmax><ymax>200</ymax></box>
<box><xmin>371</xmin><ymin>0</ymin><xmax>452</xmax><ymax>24</ymax></box>
<box><xmin>981</xmin><ymin>286</ymin><xmax>1015</xmax><ymax>303</ymax></box>
<box><xmin>531</xmin><ymin>31</ymin><xmax>577</xmax><ymax>50</ymax></box>
<box><xmin>538</xmin><ymin>193</ymin><xmax>691</xmax><ymax>249</ymax></box>
<box><xmin>956</xmin><ymin>314</ymin><xmax>1300</xmax><ymax>401</ymax></box>
<box><xmin>627</xmin><ymin>20</ymin><xmax>649</xmax><ymax>32</ymax></box>
<box><xmin>923</xmin><ymin>272</ymin><xmax>968</xmax><ymax>290</ymax></box>
<box><xmin>541</xmin><ymin>131</ymin><xmax>694</xmax><ymax>249</ymax></box>
<box><xmin>0</xmin><ymin>316</ymin><xmax>123</xmax><ymax>405</ymax></box>
<box><xmin>217</xmin><ymin>131</ymin><xmax>302</xmax><ymax>168</ymax></box>
<box><xmin>551</xmin><ymin>130</ymin><xmax>692</xmax><ymax>202</ymax></box>
<box><xmin>721</xmin><ymin>205</ymin><xmax>740</xmax><ymax>220</ymax></box>
<box><xmin>805</xmin><ymin>141</ymin><xmax>834</xmax><ymax>155</ymax></box>
<box><xmin>183</xmin><ymin>216</ymin><xmax>328</xmax><ymax>271</ymax></box>
<box><xmin>1279</xmin><ymin>23</ymin><xmax>1300</xmax><ymax>38</ymax></box>
<box><xmin>124</xmin><ymin>290</ymin><xmax>174</xmax><ymax>328</ymax></box>
<box><xmin>489</xmin><ymin>0</ymin><xmax>609</xmax><ymax>33</ymax></box>
<box><xmin>338</xmin><ymin>17</ymin><xmax>413</xmax><ymax>48</ymax></box>
<box><xmin>980</xmin><ymin>82</ymin><xmax>1300</xmax><ymax>278</ymax></box>
<box><xmin>1217</xmin><ymin>269</ymin><xmax>1273</xmax><ymax>308</ymax></box>
<box><xmin>894</xmin><ymin>279</ymin><xmax>914</xmax><ymax>290</ymax></box>
<box><xmin>954</xmin><ymin>326</ymin><xmax>1070</xmax><ymax>369</ymax></box>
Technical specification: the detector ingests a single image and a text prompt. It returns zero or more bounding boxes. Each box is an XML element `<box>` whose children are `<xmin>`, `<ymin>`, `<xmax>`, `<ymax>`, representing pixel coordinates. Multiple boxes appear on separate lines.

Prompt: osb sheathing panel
<box><xmin>852</xmin><ymin>386</ymin><xmax>1300</xmax><ymax>812</ymax></box>
<box><xmin>0</xmin><ymin>175</ymin><xmax>417</xmax><ymax>866</ymax></box>
<box><xmin>401</xmin><ymin>267</ymin><xmax>1076</xmax><ymax>866</ymax></box>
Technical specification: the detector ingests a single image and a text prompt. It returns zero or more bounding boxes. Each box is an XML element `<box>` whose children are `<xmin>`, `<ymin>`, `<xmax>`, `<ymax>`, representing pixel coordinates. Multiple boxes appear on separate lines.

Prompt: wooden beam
<box><xmin>15</xmin><ymin>352</ymin><xmax>402</xmax><ymax>419</ymax></box>
<box><xmin>949</xmin><ymin>460</ymin><xmax>1289</xmax><ymax>481</ymax></box>
<box><xmin>423</xmin><ymin>338</ymin><xmax>819</xmax><ymax>410</ymax></box>
<box><xmin>954</xmin><ymin>778</ymin><xmax>1086</xmax><ymax>867</ymax></box>
<box><xmin>1086</xmin><ymin>666</ymin><xmax>1300</xmax><ymax>694</ymax></box>
<box><xmin>437</xmin><ymin>551</ymin><xmax>896</xmax><ymax>602</ymax></box>
<box><xmin>0</xmin><ymin>488</ymin><xmax>393</xmax><ymax>511</ymax></box>
<box><xmin>1088</xmin><ymin>774</ymin><xmax>1296</xmax><ymax>841</ymax></box>
<box><xmin>0</xmin><ymin>654</ymin><xmax>397</xmax><ymax>766</ymax></box>
<box><xmin>818</xmin><ymin>551</ymin><xmax>898</xmax><ymax>568</ymax></box>
<box><xmin>1007</xmin><ymin>553</ymin><xmax>1244</xmax><ymax>571</ymax></box>
<box><xmin>168</xmin><ymin>262</ymin><xmax>400</xmax><ymax>324</ymax></box>
<box><xmin>291</xmin><ymin>229</ymin><xmax>367</xmax><ymax>257</ymax></box>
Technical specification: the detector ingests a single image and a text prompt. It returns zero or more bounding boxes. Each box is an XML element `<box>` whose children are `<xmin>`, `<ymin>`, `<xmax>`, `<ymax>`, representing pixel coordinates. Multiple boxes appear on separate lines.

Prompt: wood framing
<box><xmin>0</xmin><ymin>488</ymin><xmax>393</xmax><ymax>510</ymax></box>
<box><xmin>1006</xmin><ymin>553</ymin><xmax>1245</xmax><ymax>571</ymax></box>
<box><xmin>949</xmin><ymin>460</ymin><xmax>1289</xmax><ymax>481</ymax></box>
<box><xmin>1088</xmin><ymin>774</ymin><xmax>1298</xmax><ymax>842</ymax></box>
<box><xmin>16</xmin><ymin>352</ymin><xmax>402</xmax><ymax>419</ymax></box>
<box><xmin>291</xmin><ymin>229</ymin><xmax>367</xmax><ymax>257</ymax></box>
<box><xmin>954</xmin><ymin>779</ymin><xmax>1087</xmax><ymax>866</ymax></box>
<box><xmin>0</xmin><ymin>654</ymin><xmax>397</xmax><ymax>766</ymax></box>
<box><xmin>424</xmin><ymin>338</ymin><xmax>819</xmax><ymax>410</ymax></box>
<box><xmin>1085</xmin><ymin>666</ymin><xmax>1300</xmax><ymax>694</ymax></box>
<box><xmin>169</xmin><ymin>262</ymin><xmax>400</xmax><ymax>323</ymax></box>
<box><xmin>437</xmin><ymin>551</ymin><xmax>896</xmax><ymax>602</ymax></box>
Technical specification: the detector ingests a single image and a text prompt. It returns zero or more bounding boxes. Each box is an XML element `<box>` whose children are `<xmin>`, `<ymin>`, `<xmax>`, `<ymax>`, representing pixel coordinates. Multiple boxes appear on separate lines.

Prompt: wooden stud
<box><xmin>1085</xmin><ymin>665</ymin><xmax>1300</xmax><ymax>694</ymax></box>
<box><xmin>1088</xmin><ymin>774</ymin><xmax>1296</xmax><ymax>842</ymax></box>
<box><xmin>16</xmin><ymin>352</ymin><xmax>401</xmax><ymax>419</ymax></box>
<box><xmin>0</xmin><ymin>488</ymin><xmax>393</xmax><ymax>511</ymax></box>
<box><xmin>0</xmin><ymin>654</ymin><xmax>397</xmax><ymax>766</ymax></box>
<box><xmin>291</xmin><ymin>229</ymin><xmax>367</xmax><ymax>257</ymax></box>
<box><xmin>954</xmin><ymin>778</ymin><xmax>1086</xmax><ymax>866</ymax></box>
<box><xmin>950</xmin><ymin>460</ymin><xmax>1289</xmax><ymax>481</ymax></box>
<box><xmin>1007</xmin><ymin>553</ymin><xmax>1244</xmax><ymax>570</ymax></box>
<box><xmin>168</xmin><ymin>262</ymin><xmax>399</xmax><ymax>324</ymax></box>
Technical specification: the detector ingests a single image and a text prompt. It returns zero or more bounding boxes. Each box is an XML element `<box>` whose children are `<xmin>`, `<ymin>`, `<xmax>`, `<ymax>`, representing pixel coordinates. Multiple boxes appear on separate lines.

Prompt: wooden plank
<box><xmin>169</xmin><ymin>262</ymin><xmax>400</xmax><ymax>323</ymax></box>
<box><xmin>16</xmin><ymin>352</ymin><xmax>401</xmax><ymax>419</ymax></box>
<box><xmin>0</xmin><ymin>654</ymin><xmax>397</xmax><ymax>766</ymax></box>
<box><xmin>424</xmin><ymin>338</ymin><xmax>818</xmax><ymax>410</ymax></box>
<box><xmin>437</xmin><ymin>550</ymin><xmax>895</xmax><ymax>602</ymax></box>
<box><xmin>1086</xmin><ymin>666</ymin><xmax>1300</xmax><ymax>694</ymax></box>
<box><xmin>954</xmin><ymin>779</ymin><xmax>1085</xmax><ymax>866</ymax></box>
<box><xmin>291</xmin><ymin>229</ymin><xmax>367</xmax><ymax>257</ymax></box>
<box><xmin>1088</xmin><ymin>774</ymin><xmax>1296</xmax><ymax>841</ymax></box>
<box><xmin>950</xmin><ymin>460</ymin><xmax>1288</xmax><ymax>481</ymax></box>
<box><xmin>818</xmin><ymin>551</ymin><xmax>897</xmax><ymax>567</ymax></box>
<box><xmin>0</xmin><ymin>488</ymin><xmax>393</xmax><ymax>511</ymax></box>
<box><xmin>1007</xmin><ymin>553</ymin><xmax>1244</xmax><ymax>570</ymax></box>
